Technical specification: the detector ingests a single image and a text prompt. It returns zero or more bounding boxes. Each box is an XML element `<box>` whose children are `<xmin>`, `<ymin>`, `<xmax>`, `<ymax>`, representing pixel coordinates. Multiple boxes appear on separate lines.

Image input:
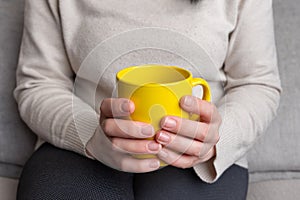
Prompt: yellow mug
<box><xmin>116</xmin><ymin>64</ymin><xmax>211</xmax><ymax>163</ymax></box>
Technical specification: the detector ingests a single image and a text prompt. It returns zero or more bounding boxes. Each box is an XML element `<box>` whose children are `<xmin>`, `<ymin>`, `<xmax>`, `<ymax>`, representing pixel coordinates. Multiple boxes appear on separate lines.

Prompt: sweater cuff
<box><xmin>64</xmin><ymin>109</ymin><xmax>99</xmax><ymax>158</ymax></box>
<box><xmin>193</xmin><ymin>106</ymin><xmax>244</xmax><ymax>183</ymax></box>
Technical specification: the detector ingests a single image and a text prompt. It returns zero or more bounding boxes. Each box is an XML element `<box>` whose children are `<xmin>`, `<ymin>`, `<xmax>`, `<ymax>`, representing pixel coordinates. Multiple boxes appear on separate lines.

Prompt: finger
<box><xmin>156</xmin><ymin>131</ymin><xmax>214</xmax><ymax>157</ymax></box>
<box><xmin>111</xmin><ymin>137</ymin><xmax>162</xmax><ymax>154</ymax></box>
<box><xmin>116</xmin><ymin>157</ymin><xmax>161</xmax><ymax>173</ymax></box>
<box><xmin>180</xmin><ymin>96</ymin><xmax>221</xmax><ymax>123</ymax></box>
<box><xmin>100</xmin><ymin>98</ymin><xmax>135</xmax><ymax>118</ymax></box>
<box><xmin>102</xmin><ymin>151</ymin><xmax>161</xmax><ymax>173</ymax></box>
<box><xmin>160</xmin><ymin>116</ymin><xmax>219</xmax><ymax>143</ymax></box>
<box><xmin>92</xmin><ymin>127</ymin><xmax>160</xmax><ymax>173</ymax></box>
<box><xmin>102</xmin><ymin>118</ymin><xmax>155</xmax><ymax>138</ymax></box>
<box><xmin>157</xmin><ymin>148</ymin><xmax>199</xmax><ymax>169</ymax></box>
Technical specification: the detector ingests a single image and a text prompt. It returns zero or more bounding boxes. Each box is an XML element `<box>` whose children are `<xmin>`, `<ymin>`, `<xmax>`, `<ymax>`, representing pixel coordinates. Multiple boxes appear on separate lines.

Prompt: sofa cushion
<box><xmin>247</xmin><ymin>179</ymin><xmax>300</xmax><ymax>200</ymax></box>
<box><xmin>0</xmin><ymin>0</ymin><xmax>36</xmax><ymax>178</ymax></box>
<box><xmin>247</xmin><ymin>0</ymin><xmax>300</xmax><ymax>176</ymax></box>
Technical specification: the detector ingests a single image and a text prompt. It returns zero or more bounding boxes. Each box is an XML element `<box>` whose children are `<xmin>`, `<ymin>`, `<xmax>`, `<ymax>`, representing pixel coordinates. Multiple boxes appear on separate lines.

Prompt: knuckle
<box><xmin>207</xmin><ymin>103</ymin><xmax>215</xmax><ymax>118</ymax></box>
<box><xmin>127</xmin><ymin>123</ymin><xmax>139</xmax><ymax>136</ymax></box>
<box><xmin>192</xmin><ymin>143</ymin><xmax>202</xmax><ymax>157</ymax></box>
<box><xmin>102</xmin><ymin>119</ymin><xmax>113</xmax><ymax>135</ymax></box>
<box><xmin>205</xmin><ymin>103</ymin><xmax>216</xmax><ymax>121</ymax></box>
<box><xmin>198</xmin><ymin>150</ymin><xmax>208</xmax><ymax>159</ymax></box>
<box><xmin>110</xmin><ymin>138</ymin><xmax>123</xmax><ymax>152</ymax></box>
<box><xmin>111</xmin><ymin>107</ymin><xmax>120</xmax><ymax>118</ymax></box>
<box><xmin>199</xmin><ymin>123</ymin><xmax>209</xmax><ymax>141</ymax></box>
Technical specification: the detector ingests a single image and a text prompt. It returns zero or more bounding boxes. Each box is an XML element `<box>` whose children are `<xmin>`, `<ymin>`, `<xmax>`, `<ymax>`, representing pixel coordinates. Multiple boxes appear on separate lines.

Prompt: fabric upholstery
<box><xmin>247</xmin><ymin>179</ymin><xmax>300</xmax><ymax>200</ymax></box>
<box><xmin>247</xmin><ymin>0</ymin><xmax>300</xmax><ymax>175</ymax></box>
<box><xmin>0</xmin><ymin>0</ymin><xmax>36</xmax><ymax>178</ymax></box>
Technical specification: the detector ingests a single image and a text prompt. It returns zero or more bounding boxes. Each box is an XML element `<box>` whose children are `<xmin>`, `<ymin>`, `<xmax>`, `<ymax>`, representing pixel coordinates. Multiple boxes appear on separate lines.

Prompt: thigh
<box><xmin>134</xmin><ymin>164</ymin><xmax>248</xmax><ymax>200</ymax></box>
<box><xmin>17</xmin><ymin>143</ymin><xmax>134</xmax><ymax>200</ymax></box>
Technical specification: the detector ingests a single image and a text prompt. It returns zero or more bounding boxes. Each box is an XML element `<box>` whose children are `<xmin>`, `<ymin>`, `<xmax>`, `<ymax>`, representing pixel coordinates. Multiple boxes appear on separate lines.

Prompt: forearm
<box><xmin>14</xmin><ymin>0</ymin><xmax>98</xmax><ymax>156</ymax></box>
<box><xmin>193</xmin><ymin>83</ymin><xmax>280</xmax><ymax>183</ymax></box>
<box><xmin>193</xmin><ymin>0</ymin><xmax>281</xmax><ymax>183</ymax></box>
<box><xmin>14</xmin><ymin>80</ymin><xmax>99</xmax><ymax>156</ymax></box>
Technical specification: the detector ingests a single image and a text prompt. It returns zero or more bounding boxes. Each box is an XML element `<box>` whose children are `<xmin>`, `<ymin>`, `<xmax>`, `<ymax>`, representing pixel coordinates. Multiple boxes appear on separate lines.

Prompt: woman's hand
<box><xmin>155</xmin><ymin>95</ymin><xmax>221</xmax><ymax>168</ymax></box>
<box><xmin>86</xmin><ymin>98</ymin><xmax>162</xmax><ymax>173</ymax></box>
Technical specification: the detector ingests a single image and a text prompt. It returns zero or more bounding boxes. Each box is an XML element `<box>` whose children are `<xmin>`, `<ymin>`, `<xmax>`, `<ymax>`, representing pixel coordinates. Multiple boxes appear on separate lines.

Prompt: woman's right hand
<box><xmin>86</xmin><ymin>98</ymin><xmax>162</xmax><ymax>173</ymax></box>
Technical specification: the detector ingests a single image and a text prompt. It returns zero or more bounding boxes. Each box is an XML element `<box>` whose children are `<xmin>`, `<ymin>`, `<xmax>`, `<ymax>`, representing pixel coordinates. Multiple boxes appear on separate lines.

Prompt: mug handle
<box><xmin>190</xmin><ymin>78</ymin><xmax>211</xmax><ymax>102</ymax></box>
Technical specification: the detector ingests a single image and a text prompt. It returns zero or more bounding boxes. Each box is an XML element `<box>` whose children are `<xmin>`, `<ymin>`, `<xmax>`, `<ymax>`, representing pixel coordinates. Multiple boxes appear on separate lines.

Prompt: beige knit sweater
<box><xmin>14</xmin><ymin>0</ymin><xmax>281</xmax><ymax>183</ymax></box>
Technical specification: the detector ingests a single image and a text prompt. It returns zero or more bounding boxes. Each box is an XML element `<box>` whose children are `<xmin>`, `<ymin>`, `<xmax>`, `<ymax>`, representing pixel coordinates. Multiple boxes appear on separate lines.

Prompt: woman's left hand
<box><xmin>155</xmin><ymin>95</ymin><xmax>221</xmax><ymax>168</ymax></box>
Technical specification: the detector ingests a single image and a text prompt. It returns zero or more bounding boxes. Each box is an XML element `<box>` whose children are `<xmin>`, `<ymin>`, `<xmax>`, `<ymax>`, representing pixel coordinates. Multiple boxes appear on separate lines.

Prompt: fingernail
<box><xmin>141</xmin><ymin>125</ymin><xmax>154</xmax><ymax>136</ymax></box>
<box><xmin>147</xmin><ymin>142</ymin><xmax>161</xmax><ymax>152</ymax></box>
<box><xmin>149</xmin><ymin>160</ymin><xmax>160</xmax><ymax>169</ymax></box>
<box><xmin>157</xmin><ymin>132</ymin><xmax>170</xmax><ymax>144</ymax></box>
<box><xmin>184</xmin><ymin>96</ymin><xmax>193</xmax><ymax>107</ymax></box>
<box><xmin>121</xmin><ymin>101</ymin><xmax>131</xmax><ymax>113</ymax></box>
<box><xmin>163</xmin><ymin>118</ymin><xmax>176</xmax><ymax>129</ymax></box>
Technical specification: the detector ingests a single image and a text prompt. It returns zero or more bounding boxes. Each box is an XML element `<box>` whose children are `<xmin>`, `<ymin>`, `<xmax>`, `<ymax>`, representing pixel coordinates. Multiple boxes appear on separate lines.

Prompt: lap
<box><xmin>18</xmin><ymin>143</ymin><xmax>248</xmax><ymax>200</ymax></box>
<box><xmin>17</xmin><ymin>143</ymin><xmax>134</xmax><ymax>200</ymax></box>
<box><xmin>134</xmin><ymin>164</ymin><xmax>248</xmax><ymax>200</ymax></box>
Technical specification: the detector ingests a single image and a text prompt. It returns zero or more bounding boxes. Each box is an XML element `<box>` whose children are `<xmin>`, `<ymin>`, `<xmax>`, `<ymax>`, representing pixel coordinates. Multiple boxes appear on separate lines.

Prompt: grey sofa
<box><xmin>1</xmin><ymin>0</ymin><xmax>299</xmax><ymax>199</ymax></box>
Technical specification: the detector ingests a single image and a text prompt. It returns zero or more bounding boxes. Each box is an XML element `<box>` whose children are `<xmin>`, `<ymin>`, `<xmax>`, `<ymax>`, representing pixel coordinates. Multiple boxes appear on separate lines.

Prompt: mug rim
<box><xmin>116</xmin><ymin>64</ymin><xmax>192</xmax><ymax>86</ymax></box>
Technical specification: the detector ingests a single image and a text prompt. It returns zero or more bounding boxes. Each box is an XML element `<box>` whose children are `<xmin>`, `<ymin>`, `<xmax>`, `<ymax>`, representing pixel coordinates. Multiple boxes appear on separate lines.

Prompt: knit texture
<box><xmin>14</xmin><ymin>0</ymin><xmax>281</xmax><ymax>183</ymax></box>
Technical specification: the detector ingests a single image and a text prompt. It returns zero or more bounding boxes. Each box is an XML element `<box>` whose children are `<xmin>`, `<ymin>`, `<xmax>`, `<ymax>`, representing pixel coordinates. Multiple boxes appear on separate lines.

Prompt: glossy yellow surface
<box><xmin>117</xmin><ymin>64</ymin><xmax>211</xmax><ymax>165</ymax></box>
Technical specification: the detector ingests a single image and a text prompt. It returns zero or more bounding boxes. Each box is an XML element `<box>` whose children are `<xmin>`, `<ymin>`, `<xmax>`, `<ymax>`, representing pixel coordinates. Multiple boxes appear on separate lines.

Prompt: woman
<box><xmin>14</xmin><ymin>0</ymin><xmax>281</xmax><ymax>199</ymax></box>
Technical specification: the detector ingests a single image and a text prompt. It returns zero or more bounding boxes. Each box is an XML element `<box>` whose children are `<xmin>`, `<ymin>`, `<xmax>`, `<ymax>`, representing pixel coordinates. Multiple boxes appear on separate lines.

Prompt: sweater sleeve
<box><xmin>193</xmin><ymin>0</ymin><xmax>282</xmax><ymax>183</ymax></box>
<box><xmin>14</xmin><ymin>0</ymin><xmax>98</xmax><ymax>156</ymax></box>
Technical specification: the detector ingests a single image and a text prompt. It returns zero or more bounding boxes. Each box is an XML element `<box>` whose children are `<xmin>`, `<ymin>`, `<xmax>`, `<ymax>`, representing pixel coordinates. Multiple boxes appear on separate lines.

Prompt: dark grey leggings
<box><xmin>17</xmin><ymin>143</ymin><xmax>248</xmax><ymax>200</ymax></box>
